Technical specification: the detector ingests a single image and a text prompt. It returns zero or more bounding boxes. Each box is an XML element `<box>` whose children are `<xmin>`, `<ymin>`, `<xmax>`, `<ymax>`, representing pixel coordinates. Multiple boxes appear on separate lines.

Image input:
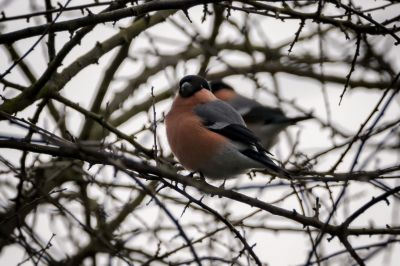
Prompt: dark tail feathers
<box><xmin>241</xmin><ymin>149</ymin><xmax>291</xmax><ymax>179</ymax></box>
<box><xmin>275</xmin><ymin>114</ymin><xmax>313</xmax><ymax>125</ymax></box>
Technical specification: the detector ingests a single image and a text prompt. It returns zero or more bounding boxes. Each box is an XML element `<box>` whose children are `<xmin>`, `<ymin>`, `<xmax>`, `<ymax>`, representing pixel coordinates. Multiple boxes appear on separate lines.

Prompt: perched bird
<box><xmin>165</xmin><ymin>75</ymin><xmax>289</xmax><ymax>180</ymax></box>
<box><xmin>210</xmin><ymin>80</ymin><xmax>312</xmax><ymax>149</ymax></box>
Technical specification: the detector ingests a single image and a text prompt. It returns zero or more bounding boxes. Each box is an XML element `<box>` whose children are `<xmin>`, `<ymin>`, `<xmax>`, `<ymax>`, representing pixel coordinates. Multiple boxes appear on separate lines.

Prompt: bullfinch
<box><xmin>210</xmin><ymin>80</ymin><xmax>312</xmax><ymax>149</ymax></box>
<box><xmin>165</xmin><ymin>75</ymin><xmax>289</xmax><ymax>180</ymax></box>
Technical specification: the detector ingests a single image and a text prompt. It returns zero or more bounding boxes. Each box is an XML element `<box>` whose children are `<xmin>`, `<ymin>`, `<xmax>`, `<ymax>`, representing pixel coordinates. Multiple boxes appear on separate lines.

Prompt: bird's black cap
<box><xmin>179</xmin><ymin>75</ymin><xmax>211</xmax><ymax>98</ymax></box>
<box><xmin>209</xmin><ymin>80</ymin><xmax>234</xmax><ymax>93</ymax></box>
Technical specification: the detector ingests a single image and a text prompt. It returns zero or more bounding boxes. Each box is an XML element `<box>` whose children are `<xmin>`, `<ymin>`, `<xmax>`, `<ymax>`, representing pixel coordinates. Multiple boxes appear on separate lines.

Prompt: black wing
<box><xmin>195</xmin><ymin>100</ymin><xmax>288</xmax><ymax>176</ymax></box>
<box><xmin>242</xmin><ymin>105</ymin><xmax>287</xmax><ymax>124</ymax></box>
<box><xmin>194</xmin><ymin>100</ymin><xmax>269</xmax><ymax>153</ymax></box>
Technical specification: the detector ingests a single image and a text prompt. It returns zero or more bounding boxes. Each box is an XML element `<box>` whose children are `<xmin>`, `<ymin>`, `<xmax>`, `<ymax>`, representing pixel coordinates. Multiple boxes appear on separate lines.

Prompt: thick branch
<box><xmin>0</xmin><ymin>0</ymin><xmax>213</xmax><ymax>44</ymax></box>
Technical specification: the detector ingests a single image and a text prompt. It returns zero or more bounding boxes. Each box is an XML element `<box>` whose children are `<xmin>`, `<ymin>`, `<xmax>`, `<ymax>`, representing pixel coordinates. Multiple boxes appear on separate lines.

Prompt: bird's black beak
<box><xmin>180</xmin><ymin>82</ymin><xmax>195</xmax><ymax>98</ymax></box>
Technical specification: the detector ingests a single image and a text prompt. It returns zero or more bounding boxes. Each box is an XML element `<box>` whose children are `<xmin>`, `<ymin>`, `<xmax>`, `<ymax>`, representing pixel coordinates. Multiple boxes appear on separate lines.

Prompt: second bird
<box><xmin>210</xmin><ymin>80</ymin><xmax>311</xmax><ymax>149</ymax></box>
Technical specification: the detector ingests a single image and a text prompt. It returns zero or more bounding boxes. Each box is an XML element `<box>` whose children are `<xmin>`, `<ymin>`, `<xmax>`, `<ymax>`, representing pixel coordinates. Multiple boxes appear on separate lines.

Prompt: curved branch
<box><xmin>0</xmin><ymin>0</ymin><xmax>213</xmax><ymax>44</ymax></box>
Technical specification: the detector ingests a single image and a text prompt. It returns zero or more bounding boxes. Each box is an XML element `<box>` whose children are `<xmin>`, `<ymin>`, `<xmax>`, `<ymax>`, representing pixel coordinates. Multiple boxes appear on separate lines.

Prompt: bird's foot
<box><xmin>187</xmin><ymin>171</ymin><xmax>206</xmax><ymax>181</ymax></box>
<box><xmin>219</xmin><ymin>179</ymin><xmax>227</xmax><ymax>189</ymax></box>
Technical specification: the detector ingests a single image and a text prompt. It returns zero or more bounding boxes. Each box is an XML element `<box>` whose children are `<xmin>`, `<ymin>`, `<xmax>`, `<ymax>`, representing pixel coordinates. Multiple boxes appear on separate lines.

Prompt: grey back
<box><xmin>194</xmin><ymin>100</ymin><xmax>245</xmax><ymax>126</ymax></box>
